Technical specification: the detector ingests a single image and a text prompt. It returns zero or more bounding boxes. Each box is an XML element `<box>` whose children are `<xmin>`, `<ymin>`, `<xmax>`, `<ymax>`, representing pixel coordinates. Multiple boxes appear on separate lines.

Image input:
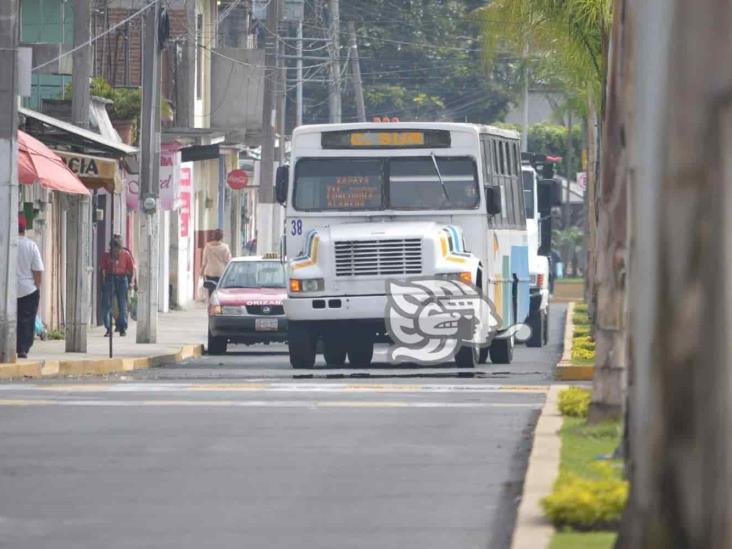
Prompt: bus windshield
<box><xmin>293</xmin><ymin>157</ymin><xmax>479</xmax><ymax>211</ymax></box>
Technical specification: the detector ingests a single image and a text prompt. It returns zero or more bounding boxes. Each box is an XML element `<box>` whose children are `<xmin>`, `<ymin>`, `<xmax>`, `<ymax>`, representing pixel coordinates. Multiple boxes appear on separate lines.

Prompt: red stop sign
<box><xmin>226</xmin><ymin>169</ymin><xmax>249</xmax><ymax>190</ymax></box>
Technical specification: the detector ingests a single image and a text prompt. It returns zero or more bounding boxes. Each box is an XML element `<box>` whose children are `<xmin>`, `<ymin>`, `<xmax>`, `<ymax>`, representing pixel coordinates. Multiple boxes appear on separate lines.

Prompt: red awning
<box><xmin>18</xmin><ymin>130</ymin><xmax>90</xmax><ymax>196</ymax></box>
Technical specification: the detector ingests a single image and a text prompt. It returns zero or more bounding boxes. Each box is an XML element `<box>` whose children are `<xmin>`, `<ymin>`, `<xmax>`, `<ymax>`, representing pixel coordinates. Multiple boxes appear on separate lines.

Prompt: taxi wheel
<box><xmin>323</xmin><ymin>335</ymin><xmax>347</xmax><ymax>366</ymax></box>
<box><xmin>489</xmin><ymin>336</ymin><xmax>514</xmax><ymax>364</ymax></box>
<box><xmin>455</xmin><ymin>344</ymin><xmax>478</xmax><ymax>368</ymax></box>
<box><xmin>207</xmin><ymin>331</ymin><xmax>227</xmax><ymax>355</ymax></box>
<box><xmin>347</xmin><ymin>337</ymin><xmax>373</xmax><ymax>367</ymax></box>
<box><xmin>289</xmin><ymin>322</ymin><xmax>316</xmax><ymax>369</ymax></box>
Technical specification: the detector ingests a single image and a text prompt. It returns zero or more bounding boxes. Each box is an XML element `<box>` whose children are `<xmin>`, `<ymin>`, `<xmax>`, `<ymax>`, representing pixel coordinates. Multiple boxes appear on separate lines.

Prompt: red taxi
<box><xmin>207</xmin><ymin>255</ymin><xmax>288</xmax><ymax>354</ymax></box>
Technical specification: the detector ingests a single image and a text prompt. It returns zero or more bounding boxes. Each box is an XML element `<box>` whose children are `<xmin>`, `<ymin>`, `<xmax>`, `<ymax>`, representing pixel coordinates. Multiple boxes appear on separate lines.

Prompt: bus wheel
<box><xmin>323</xmin><ymin>334</ymin><xmax>347</xmax><ymax>366</ymax></box>
<box><xmin>489</xmin><ymin>336</ymin><xmax>514</xmax><ymax>364</ymax></box>
<box><xmin>348</xmin><ymin>337</ymin><xmax>373</xmax><ymax>367</ymax></box>
<box><xmin>543</xmin><ymin>309</ymin><xmax>550</xmax><ymax>345</ymax></box>
<box><xmin>455</xmin><ymin>345</ymin><xmax>478</xmax><ymax>368</ymax></box>
<box><xmin>289</xmin><ymin>322</ymin><xmax>317</xmax><ymax>369</ymax></box>
<box><xmin>526</xmin><ymin>309</ymin><xmax>545</xmax><ymax>348</ymax></box>
<box><xmin>478</xmin><ymin>347</ymin><xmax>489</xmax><ymax>364</ymax></box>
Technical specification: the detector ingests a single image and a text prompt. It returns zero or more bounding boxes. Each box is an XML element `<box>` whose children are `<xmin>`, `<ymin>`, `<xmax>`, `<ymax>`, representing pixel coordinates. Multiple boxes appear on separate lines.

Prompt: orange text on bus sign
<box><xmin>349</xmin><ymin>131</ymin><xmax>425</xmax><ymax>147</ymax></box>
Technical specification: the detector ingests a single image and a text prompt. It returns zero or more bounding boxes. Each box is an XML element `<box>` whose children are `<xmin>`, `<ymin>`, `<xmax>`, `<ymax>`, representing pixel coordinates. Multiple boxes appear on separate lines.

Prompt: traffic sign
<box><xmin>227</xmin><ymin>169</ymin><xmax>249</xmax><ymax>190</ymax></box>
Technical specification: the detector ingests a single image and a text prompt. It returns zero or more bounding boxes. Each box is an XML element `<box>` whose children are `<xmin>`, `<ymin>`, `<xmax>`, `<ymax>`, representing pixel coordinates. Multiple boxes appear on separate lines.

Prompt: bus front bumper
<box><xmin>285</xmin><ymin>294</ymin><xmax>388</xmax><ymax>321</ymax></box>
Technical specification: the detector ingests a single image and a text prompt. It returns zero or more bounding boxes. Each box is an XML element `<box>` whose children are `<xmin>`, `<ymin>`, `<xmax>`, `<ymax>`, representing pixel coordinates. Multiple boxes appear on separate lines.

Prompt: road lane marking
<box><xmin>0</xmin><ymin>382</ymin><xmax>549</xmax><ymax>394</ymax></box>
<box><xmin>0</xmin><ymin>398</ymin><xmax>540</xmax><ymax>409</ymax></box>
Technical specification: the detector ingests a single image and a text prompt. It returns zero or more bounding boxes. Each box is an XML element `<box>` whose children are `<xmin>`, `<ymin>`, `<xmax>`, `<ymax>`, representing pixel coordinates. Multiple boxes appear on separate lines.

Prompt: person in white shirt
<box><xmin>16</xmin><ymin>214</ymin><xmax>43</xmax><ymax>358</ymax></box>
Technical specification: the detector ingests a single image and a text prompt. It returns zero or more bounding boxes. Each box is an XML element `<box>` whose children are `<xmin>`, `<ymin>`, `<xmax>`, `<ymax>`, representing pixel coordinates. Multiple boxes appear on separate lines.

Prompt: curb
<box><xmin>555</xmin><ymin>302</ymin><xmax>595</xmax><ymax>381</ymax></box>
<box><xmin>511</xmin><ymin>384</ymin><xmax>564</xmax><ymax>549</ymax></box>
<box><xmin>0</xmin><ymin>344</ymin><xmax>204</xmax><ymax>380</ymax></box>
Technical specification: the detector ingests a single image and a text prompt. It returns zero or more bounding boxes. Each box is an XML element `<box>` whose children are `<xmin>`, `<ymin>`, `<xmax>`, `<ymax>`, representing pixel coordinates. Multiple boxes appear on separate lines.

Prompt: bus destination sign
<box><xmin>322</xmin><ymin>129</ymin><xmax>451</xmax><ymax>149</ymax></box>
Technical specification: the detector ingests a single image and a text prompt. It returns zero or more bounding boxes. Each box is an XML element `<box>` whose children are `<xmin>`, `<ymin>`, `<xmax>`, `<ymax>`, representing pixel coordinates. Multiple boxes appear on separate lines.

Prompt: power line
<box><xmin>32</xmin><ymin>0</ymin><xmax>160</xmax><ymax>72</ymax></box>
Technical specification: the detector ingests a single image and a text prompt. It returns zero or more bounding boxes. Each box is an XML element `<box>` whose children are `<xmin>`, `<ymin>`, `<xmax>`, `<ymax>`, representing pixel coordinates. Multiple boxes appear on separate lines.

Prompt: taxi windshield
<box><xmin>220</xmin><ymin>261</ymin><xmax>286</xmax><ymax>289</ymax></box>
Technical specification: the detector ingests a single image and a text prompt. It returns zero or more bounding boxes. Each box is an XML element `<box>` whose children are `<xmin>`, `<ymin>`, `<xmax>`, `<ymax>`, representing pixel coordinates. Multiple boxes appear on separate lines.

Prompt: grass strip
<box><xmin>547</xmin><ymin>417</ymin><xmax>623</xmax><ymax>548</ymax></box>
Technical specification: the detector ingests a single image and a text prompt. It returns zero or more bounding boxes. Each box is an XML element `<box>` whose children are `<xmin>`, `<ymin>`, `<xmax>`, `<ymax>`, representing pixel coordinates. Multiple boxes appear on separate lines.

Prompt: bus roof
<box><xmin>292</xmin><ymin>122</ymin><xmax>521</xmax><ymax>141</ymax></box>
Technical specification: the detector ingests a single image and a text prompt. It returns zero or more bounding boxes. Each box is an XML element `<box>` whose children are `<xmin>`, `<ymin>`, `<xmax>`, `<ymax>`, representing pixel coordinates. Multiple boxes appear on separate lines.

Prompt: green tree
<box><xmin>527</xmin><ymin>123</ymin><xmax>582</xmax><ymax>177</ymax></box>
<box><xmin>478</xmin><ymin>0</ymin><xmax>612</xmax><ymax>111</ymax></box>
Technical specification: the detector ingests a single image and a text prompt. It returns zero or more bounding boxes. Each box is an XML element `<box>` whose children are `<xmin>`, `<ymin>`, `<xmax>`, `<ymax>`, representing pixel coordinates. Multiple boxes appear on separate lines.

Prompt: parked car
<box><xmin>207</xmin><ymin>254</ymin><xmax>288</xmax><ymax>354</ymax></box>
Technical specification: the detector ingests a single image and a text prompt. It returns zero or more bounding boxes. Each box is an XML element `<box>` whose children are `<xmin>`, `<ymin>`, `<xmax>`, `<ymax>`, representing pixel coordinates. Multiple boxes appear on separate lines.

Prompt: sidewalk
<box><xmin>1</xmin><ymin>306</ymin><xmax>207</xmax><ymax>379</ymax></box>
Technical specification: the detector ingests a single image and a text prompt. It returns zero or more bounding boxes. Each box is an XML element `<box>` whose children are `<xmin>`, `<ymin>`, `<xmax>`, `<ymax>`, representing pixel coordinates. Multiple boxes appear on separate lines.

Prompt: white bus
<box><xmin>276</xmin><ymin>122</ymin><xmax>532</xmax><ymax>369</ymax></box>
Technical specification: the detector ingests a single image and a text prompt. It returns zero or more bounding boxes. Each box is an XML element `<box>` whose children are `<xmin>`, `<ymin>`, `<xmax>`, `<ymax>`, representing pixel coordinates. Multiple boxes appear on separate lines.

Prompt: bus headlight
<box><xmin>437</xmin><ymin>272</ymin><xmax>473</xmax><ymax>284</ymax></box>
<box><xmin>290</xmin><ymin>278</ymin><xmax>325</xmax><ymax>293</ymax></box>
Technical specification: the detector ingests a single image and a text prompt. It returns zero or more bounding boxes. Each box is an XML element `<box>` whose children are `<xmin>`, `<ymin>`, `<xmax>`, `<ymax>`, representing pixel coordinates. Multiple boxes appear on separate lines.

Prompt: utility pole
<box><xmin>296</xmin><ymin>18</ymin><xmax>303</xmax><ymax>127</ymax></box>
<box><xmin>348</xmin><ymin>21</ymin><xmax>366</xmax><ymax>122</ymax></box>
<box><xmin>328</xmin><ymin>0</ymin><xmax>341</xmax><ymax>123</ymax></box>
<box><xmin>66</xmin><ymin>0</ymin><xmax>92</xmax><ymax>352</ymax></box>
<box><xmin>0</xmin><ymin>0</ymin><xmax>19</xmax><ymax>363</ymax></box>
<box><xmin>276</xmin><ymin>19</ymin><xmax>287</xmax><ymax>163</ymax></box>
<box><xmin>258</xmin><ymin>0</ymin><xmax>281</xmax><ymax>254</ymax></box>
<box><xmin>136</xmin><ymin>3</ymin><xmax>161</xmax><ymax>343</ymax></box>
<box><xmin>521</xmin><ymin>44</ymin><xmax>529</xmax><ymax>152</ymax></box>
<box><xmin>563</xmin><ymin>111</ymin><xmax>573</xmax><ymax>229</ymax></box>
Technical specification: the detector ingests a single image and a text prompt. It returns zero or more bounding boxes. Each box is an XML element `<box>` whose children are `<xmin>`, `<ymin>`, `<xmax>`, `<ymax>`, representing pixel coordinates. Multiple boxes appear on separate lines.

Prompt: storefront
<box><xmin>18</xmin><ymin>107</ymin><xmax>137</xmax><ymax>331</ymax></box>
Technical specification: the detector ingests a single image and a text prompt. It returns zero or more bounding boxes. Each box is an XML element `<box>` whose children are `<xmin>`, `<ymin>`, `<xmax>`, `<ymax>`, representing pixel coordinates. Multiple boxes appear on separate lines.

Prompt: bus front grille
<box><xmin>334</xmin><ymin>239</ymin><xmax>423</xmax><ymax>277</ymax></box>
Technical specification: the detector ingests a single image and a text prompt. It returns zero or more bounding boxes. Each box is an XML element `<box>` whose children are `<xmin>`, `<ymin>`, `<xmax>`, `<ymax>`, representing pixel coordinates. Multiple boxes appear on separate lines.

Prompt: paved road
<box><xmin>0</xmin><ymin>304</ymin><xmax>565</xmax><ymax>549</ymax></box>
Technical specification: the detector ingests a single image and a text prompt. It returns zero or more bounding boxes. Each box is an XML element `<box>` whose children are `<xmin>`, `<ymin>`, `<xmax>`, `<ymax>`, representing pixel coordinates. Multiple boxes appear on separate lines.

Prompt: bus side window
<box><xmin>498</xmin><ymin>141</ymin><xmax>505</xmax><ymax>175</ymax></box>
<box><xmin>513</xmin><ymin>176</ymin><xmax>526</xmax><ymax>228</ymax></box>
<box><xmin>506</xmin><ymin>142</ymin><xmax>514</xmax><ymax>176</ymax></box>
<box><xmin>480</xmin><ymin>137</ymin><xmax>492</xmax><ymax>180</ymax></box>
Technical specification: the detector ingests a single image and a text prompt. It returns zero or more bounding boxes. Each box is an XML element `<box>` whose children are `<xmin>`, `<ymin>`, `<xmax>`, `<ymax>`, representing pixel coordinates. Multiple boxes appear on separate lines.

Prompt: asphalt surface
<box><xmin>0</xmin><ymin>304</ymin><xmax>565</xmax><ymax>549</ymax></box>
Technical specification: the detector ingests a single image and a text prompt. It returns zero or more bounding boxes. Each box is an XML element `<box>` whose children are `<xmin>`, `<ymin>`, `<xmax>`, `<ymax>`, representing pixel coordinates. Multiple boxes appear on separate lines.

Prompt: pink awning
<box><xmin>18</xmin><ymin>130</ymin><xmax>90</xmax><ymax>196</ymax></box>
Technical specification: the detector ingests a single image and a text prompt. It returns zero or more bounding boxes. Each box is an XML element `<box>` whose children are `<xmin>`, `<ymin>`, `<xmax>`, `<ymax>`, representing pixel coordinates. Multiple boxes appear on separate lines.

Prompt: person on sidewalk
<box><xmin>201</xmin><ymin>229</ymin><xmax>231</xmax><ymax>297</ymax></box>
<box><xmin>101</xmin><ymin>238</ymin><xmax>135</xmax><ymax>337</ymax></box>
<box><xmin>111</xmin><ymin>234</ymin><xmax>137</xmax><ymax>331</ymax></box>
<box><xmin>16</xmin><ymin>214</ymin><xmax>44</xmax><ymax>359</ymax></box>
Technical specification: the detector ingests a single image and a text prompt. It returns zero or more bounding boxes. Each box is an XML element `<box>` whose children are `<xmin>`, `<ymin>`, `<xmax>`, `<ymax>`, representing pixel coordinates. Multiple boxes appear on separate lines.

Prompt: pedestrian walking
<box><xmin>16</xmin><ymin>214</ymin><xmax>43</xmax><ymax>358</ymax></box>
<box><xmin>201</xmin><ymin>229</ymin><xmax>231</xmax><ymax>297</ymax></box>
<box><xmin>110</xmin><ymin>234</ymin><xmax>137</xmax><ymax>331</ymax></box>
<box><xmin>101</xmin><ymin>238</ymin><xmax>135</xmax><ymax>337</ymax></box>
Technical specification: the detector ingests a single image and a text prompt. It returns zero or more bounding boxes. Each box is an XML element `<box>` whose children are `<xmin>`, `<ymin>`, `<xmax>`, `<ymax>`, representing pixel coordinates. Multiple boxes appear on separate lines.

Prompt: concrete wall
<box><xmin>211</xmin><ymin>48</ymin><xmax>265</xmax><ymax>142</ymax></box>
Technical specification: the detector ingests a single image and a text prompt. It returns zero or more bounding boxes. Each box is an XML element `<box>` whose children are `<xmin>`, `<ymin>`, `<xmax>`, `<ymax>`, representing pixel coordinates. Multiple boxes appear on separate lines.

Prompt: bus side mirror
<box><xmin>538</xmin><ymin>179</ymin><xmax>561</xmax><ymax>214</ymax></box>
<box><xmin>275</xmin><ymin>165</ymin><xmax>289</xmax><ymax>205</ymax></box>
<box><xmin>485</xmin><ymin>186</ymin><xmax>502</xmax><ymax>215</ymax></box>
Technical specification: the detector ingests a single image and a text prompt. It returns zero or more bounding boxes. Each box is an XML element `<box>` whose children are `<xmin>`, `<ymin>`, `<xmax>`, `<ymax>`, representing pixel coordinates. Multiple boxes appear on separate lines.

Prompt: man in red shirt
<box><xmin>101</xmin><ymin>237</ymin><xmax>135</xmax><ymax>336</ymax></box>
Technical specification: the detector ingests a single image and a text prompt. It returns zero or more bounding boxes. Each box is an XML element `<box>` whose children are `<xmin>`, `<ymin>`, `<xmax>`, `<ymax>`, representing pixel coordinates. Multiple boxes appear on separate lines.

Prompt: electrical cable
<box><xmin>32</xmin><ymin>0</ymin><xmax>161</xmax><ymax>72</ymax></box>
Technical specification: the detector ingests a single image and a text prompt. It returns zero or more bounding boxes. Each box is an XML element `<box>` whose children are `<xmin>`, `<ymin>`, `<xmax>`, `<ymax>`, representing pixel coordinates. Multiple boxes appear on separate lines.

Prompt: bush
<box><xmin>542</xmin><ymin>474</ymin><xmax>628</xmax><ymax>530</ymax></box>
<box><xmin>573</xmin><ymin>312</ymin><xmax>590</xmax><ymax>326</ymax></box>
<box><xmin>574</xmin><ymin>303</ymin><xmax>588</xmax><ymax>314</ymax></box>
<box><xmin>573</xmin><ymin>336</ymin><xmax>595</xmax><ymax>351</ymax></box>
<box><xmin>46</xmin><ymin>328</ymin><xmax>65</xmax><ymax>340</ymax></box>
<box><xmin>572</xmin><ymin>347</ymin><xmax>596</xmax><ymax>362</ymax></box>
<box><xmin>573</xmin><ymin>325</ymin><xmax>591</xmax><ymax>338</ymax></box>
<box><xmin>558</xmin><ymin>387</ymin><xmax>591</xmax><ymax>418</ymax></box>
